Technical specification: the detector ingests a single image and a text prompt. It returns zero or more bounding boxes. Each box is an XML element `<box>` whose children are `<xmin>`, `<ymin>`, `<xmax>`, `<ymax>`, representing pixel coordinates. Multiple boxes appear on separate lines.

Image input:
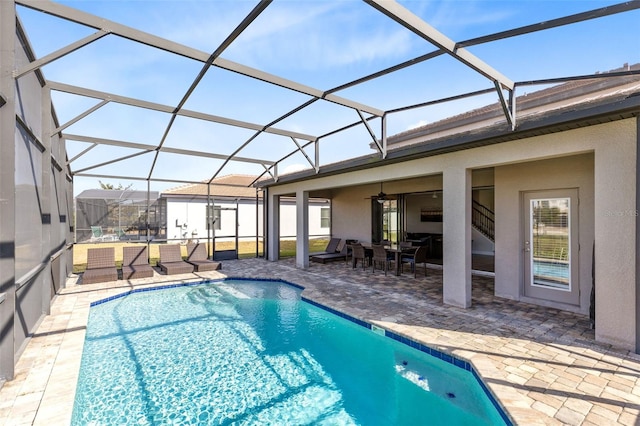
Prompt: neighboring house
<box><xmin>260</xmin><ymin>66</ymin><xmax>640</xmax><ymax>351</ymax></box>
<box><xmin>160</xmin><ymin>174</ymin><xmax>330</xmax><ymax>249</ymax></box>
<box><xmin>74</xmin><ymin>176</ymin><xmax>332</xmax><ymax>251</ymax></box>
<box><xmin>75</xmin><ymin>189</ymin><xmax>163</xmax><ymax>242</ymax></box>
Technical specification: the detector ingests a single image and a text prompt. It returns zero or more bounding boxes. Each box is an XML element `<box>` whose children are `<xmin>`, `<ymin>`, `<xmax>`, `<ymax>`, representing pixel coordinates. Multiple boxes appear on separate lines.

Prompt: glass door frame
<box><xmin>522</xmin><ymin>189</ymin><xmax>579</xmax><ymax>305</ymax></box>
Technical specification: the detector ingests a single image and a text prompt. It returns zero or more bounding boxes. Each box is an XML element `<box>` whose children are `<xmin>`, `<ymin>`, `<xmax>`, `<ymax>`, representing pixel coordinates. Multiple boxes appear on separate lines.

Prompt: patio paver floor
<box><xmin>1</xmin><ymin>257</ymin><xmax>639</xmax><ymax>425</ymax></box>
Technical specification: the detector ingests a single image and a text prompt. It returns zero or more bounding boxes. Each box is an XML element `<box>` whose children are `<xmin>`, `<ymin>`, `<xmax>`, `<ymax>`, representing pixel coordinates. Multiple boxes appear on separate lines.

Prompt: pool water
<box><xmin>72</xmin><ymin>279</ymin><xmax>509</xmax><ymax>425</ymax></box>
<box><xmin>533</xmin><ymin>260</ymin><xmax>569</xmax><ymax>281</ymax></box>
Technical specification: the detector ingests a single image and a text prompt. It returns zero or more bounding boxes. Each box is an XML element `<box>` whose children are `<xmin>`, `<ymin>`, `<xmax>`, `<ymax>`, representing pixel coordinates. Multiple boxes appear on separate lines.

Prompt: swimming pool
<box><xmin>533</xmin><ymin>260</ymin><xmax>569</xmax><ymax>281</ymax></box>
<box><xmin>72</xmin><ymin>279</ymin><xmax>510</xmax><ymax>425</ymax></box>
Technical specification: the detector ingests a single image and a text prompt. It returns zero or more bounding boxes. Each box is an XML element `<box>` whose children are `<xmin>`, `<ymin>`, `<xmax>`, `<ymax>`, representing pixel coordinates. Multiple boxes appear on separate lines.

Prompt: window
<box><xmin>320</xmin><ymin>207</ymin><xmax>330</xmax><ymax>228</ymax></box>
<box><xmin>206</xmin><ymin>205</ymin><xmax>221</xmax><ymax>231</ymax></box>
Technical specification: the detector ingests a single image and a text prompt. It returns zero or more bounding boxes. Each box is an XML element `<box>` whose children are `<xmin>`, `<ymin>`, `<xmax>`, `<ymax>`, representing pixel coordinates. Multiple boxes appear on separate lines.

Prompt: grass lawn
<box><xmin>73</xmin><ymin>238</ymin><xmax>331</xmax><ymax>273</ymax></box>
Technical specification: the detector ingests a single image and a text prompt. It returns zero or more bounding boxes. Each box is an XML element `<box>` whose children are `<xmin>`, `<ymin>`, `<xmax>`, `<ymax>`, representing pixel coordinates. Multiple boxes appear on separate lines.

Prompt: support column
<box><xmin>594</xmin><ymin>127</ymin><xmax>637</xmax><ymax>349</ymax></box>
<box><xmin>0</xmin><ymin>0</ymin><xmax>16</xmax><ymax>381</ymax></box>
<box><xmin>637</xmin><ymin>117</ymin><xmax>640</xmax><ymax>354</ymax></box>
<box><xmin>442</xmin><ymin>167</ymin><xmax>472</xmax><ymax>308</ymax></box>
<box><xmin>266</xmin><ymin>192</ymin><xmax>280</xmax><ymax>261</ymax></box>
<box><xmin>295</xmin><ymin>189</ymin><xmax>309</xmax><ymax>269</ymax></box>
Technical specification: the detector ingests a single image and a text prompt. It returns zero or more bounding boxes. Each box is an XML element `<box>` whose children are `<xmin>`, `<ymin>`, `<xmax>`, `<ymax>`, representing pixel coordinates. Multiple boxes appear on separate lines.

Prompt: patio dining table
<box><xmin>357</xmin><ymin>242</ymin><xmax>416</xmax><ymax>276</ymax></box>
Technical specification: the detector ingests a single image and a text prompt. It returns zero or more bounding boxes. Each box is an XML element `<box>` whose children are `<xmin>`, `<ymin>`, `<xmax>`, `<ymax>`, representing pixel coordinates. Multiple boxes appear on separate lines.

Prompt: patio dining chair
<box><xmin>121</xmin><ymin>245</ymin><xmax>154</xmax><ymax>280</ymax></box>
<box><xmin>158</xmin><ymin>244</ymin><xmax>194</xmax><ymax>275</ymax></box>
<box><xmin>402</xmin><ymin>245</ymin><xmax>429</xmax><ymax>278</ymax></box>
<box><xmin>351</xmin><ymin>243</ymin><xmax>368</xmax><ymax>270</ymax></box>
<box><xmin>371</xmin><ymin>244</ymin><xmax>392</xmax><ymax>275</ymax></box>
<box><xmin>83</xmin><ymin>247</ymin><xmax>118</xmax><ymax>284</ymax></box>
<box><xmin>186</xmin><ymin>243</ymin><xmax>221</xmax><ymax>272</ymax></box>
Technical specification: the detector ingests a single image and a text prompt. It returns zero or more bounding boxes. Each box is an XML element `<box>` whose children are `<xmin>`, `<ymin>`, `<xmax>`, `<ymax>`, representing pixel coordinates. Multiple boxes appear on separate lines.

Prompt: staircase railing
<box><xmin>472</xmin><ymin>199</ymin><xmax>495</xmax><ymax>241</ymax></box>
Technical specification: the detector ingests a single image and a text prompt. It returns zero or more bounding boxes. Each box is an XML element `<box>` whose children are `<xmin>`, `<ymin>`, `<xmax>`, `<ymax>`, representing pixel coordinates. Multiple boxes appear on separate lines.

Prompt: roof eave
<box><xmin>258</xmin><ymin>93</ymin><xmax>640</xmax><ymax>188</ymax></box>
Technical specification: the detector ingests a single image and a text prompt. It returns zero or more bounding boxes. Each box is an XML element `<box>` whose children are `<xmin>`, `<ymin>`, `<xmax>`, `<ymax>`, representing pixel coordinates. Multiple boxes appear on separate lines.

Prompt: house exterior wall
<box><xmin>280</xmin><ymin>202</ymin><xmax>328</xmax><ymax>239</ymax></box>
<box><xmin>265</xmin><ymin>118</ymin><xmax>638</xmax><ymax>349</ymax></box>
<box><xmin>165</xmin><ymin>198</ymin><xmax>263</xmax><ymax>242</ymax></box>
<box><xmin>164</xmin><ymin>197</ymin><xmax>328</xmax><ymax>243</ymax></box>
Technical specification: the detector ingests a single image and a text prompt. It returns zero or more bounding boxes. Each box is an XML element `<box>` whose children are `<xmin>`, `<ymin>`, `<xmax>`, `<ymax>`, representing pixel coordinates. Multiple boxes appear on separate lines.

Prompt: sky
<box><xmin>14</xmin><ymin>0</ymin><xmax>640</xmax><ymax>196</ymax></box>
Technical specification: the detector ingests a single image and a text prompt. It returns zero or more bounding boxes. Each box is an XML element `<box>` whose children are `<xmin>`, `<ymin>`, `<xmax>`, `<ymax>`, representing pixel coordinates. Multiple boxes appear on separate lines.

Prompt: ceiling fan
<box><xmin>363</xmin><ymin>182</ymin><xmax>389</xmax><ymax>203</ymax></box>
<box><xmin>376</xmin><ymin>182</ymin><xmax>387</xmax><ymax>204</ymax></box>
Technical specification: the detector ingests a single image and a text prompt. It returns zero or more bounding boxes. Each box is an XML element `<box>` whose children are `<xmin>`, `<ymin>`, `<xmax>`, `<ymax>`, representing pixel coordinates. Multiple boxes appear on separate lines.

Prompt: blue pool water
<box><xmin>72</xmin><ymin>279</ymin><xmax>510</xmax><ymax>425</ymax></box>
<box><xmin>533</xmin><ymin>260</ymin><xmax>569</xmax><ymax>281</ymax></box>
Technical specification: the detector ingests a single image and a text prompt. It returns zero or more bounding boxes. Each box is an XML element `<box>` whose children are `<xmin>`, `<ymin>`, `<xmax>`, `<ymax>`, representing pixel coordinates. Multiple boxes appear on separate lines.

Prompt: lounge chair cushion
<box><xmin>158</xmin><ymin>244</ymin><xmax>194</xmax><ymax>275</ymax></box>
<box><xmin>186</xmin><ymin>243</ymin><xmax>221</xmax><ymax>272</ymax></box>
<box><xmin>310</xmin><ymin>243</ymin><xmax>348</xmax><ymax>264</ymax></box>
<box><xmin>121</xmin><ymin>246</ymin><xmax>154</xmax><ymax>280</ymax></box>
<box><xmin>309</xmin><ymin>237</ymin><xmax>341</xmax><ymax>257</ymax></box>
<box><xmin>83</xmin><ymin>247</ymin><xmax>118</xmax><ymax>284</ymax></box>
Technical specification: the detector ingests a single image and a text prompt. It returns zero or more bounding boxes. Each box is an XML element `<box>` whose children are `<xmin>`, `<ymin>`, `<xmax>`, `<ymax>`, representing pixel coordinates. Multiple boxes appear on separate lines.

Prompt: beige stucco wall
<box><xmin>494</xmin><ymin>154</ymin><xmax>595</xmax><ymax>313</ymax></box>
<box><xmin>268</xmin><ymin>118</ymin><xmax>638</xmax><ymax>349</ymax></box>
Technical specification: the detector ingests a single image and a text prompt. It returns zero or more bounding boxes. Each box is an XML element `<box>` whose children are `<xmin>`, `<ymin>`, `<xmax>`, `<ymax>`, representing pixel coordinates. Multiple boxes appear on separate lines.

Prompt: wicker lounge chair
<box><xmin>83</xmin><ymin>247</ymin><xmax>118</xmax><ymax>284</ymax></box>
<box><xmin>158</xmin><ymin>244</ymin><xmax>194</xmax><ymax>275</ymax></box>
<box><xmin>121</xmin><ymin>246</ymin><xmax>154</xmax><ymax>280</ymax></box>
<box><xmin>186</xmin><ymin>243</ymin><xmax>221</xmax><ymax>272</ymax></box>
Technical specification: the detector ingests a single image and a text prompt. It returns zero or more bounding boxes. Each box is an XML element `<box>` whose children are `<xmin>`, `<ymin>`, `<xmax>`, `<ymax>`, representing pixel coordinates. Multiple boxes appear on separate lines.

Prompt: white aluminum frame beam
<box><xmin>63</xmin><ymin>134</ymin><xmax>274</xmax><ymax>166</ymax></box>
<box><xmin>365</xmin><ymin>0</ymin><xmax>514</xmax><ymax>91</ymax></box>
<box><xmin>16</xmin><ymin>0</ymin><xmax>384</xmax><ymax>117</ymax></box>
<box><xmin>48</xmin><ymin>81</ymin><xmax>316</xmax><ymax>141</ymax></box>
<box><xmin>356</xmin><ymin>109</ymin><xmax>385</xmax><ymax>158</ymax></box>
<box><xmin>52</xmin><ymin>99</ymin><xmax>109</xmax><ymax>135</ymax></box>
<box><xmin>290</xmin><ymin>137</ymin><xmax>317</xmax><ymax>173</ymax></box>
<box><xmin>14</xmin><ymin>30</ymin><xmax>109</xmax><ymax>79</ymax></box>
<box><xmin>147</xmin><ymin>0</ymin><xmax>272</xmax><ymax>180</ymax></box>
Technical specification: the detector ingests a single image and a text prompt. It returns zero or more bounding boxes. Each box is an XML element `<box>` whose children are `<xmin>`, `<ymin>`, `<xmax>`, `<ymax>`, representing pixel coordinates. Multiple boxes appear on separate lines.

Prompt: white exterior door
<box><xmin>523</xmin><ymin>189</ymin><xmax>579</xmax><ymax>305</ymax></box>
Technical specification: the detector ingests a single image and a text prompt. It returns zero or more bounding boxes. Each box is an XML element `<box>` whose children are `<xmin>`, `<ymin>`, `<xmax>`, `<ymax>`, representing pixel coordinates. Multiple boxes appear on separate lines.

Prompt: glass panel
<box><xmin>206</xmin><ymin>205</ymin><xmax>221</xmax><ymax>231</ymax></box>
<box><xmin>383</xmin><ymin>200</ymin><xmax>398</xmax><ymax>243</ymax></box>
<box><xmin>320</xmin><ymin>207</ymin><xmax>330</xmax><ymax>228</ymax></box>
<box><xmin>530</xmin><ymin>198</ymin><xmax>570</xmax><ymax>291</ymax></box>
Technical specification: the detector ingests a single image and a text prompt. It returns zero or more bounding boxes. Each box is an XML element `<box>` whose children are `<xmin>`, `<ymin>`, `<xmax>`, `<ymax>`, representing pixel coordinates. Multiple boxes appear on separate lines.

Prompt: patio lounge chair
<box><xmin>158</xmin><ymin>244</ymin><xmax>194</xmax><ymax>275</ymax></box>
<box><xmin>83</xmin><ymin>247</ymin><xmax>118</xmax><ymax>284</ymax></box>
<box><xmin>90</xmin><ymin>226</ymin><xmax>103</xmax><ymax>242</ymax></box>
<box><xmin>121</xmin><ymin>246</ymin><xmax>154</xmax><ymax>280</ymax></box>
<box><xmin>309</xmin><ymin>237</ymin><xmax>341</xmax><ymax>257</ymax></box>
<box><xmin>186</xmin><ymin>243</ymin><xmax>221</xmax><ymax>272</ymax></box>
<box><xmin>310</xmin><ymin>240</ymin><xmax>348</xmax><ymax>263</ymax></box>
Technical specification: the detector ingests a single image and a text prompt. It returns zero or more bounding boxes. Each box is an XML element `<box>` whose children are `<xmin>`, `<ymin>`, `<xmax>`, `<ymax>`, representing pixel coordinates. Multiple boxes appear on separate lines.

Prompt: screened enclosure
<box><xmin>75</xmin><ymin>189</ymin><xmax>166</xmax><ymax>243</ymax></box>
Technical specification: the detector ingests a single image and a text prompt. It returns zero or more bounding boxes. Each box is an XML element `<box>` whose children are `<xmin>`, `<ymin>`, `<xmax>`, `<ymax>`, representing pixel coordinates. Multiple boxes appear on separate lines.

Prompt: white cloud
<box><xmin>282</xmin><ymin>164</ymin><xmax>307</xmax><ymax>175</ymax></box>
<box><xmin>407</xmin><ymin>119</ymin><xmax>429</xmax><ymax>131</ymax></box>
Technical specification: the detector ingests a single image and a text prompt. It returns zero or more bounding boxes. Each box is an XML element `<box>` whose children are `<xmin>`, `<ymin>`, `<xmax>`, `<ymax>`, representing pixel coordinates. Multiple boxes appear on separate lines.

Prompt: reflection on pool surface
<box><xmin>72</xmin><ymin>279</ymin><xmax>510</xmax><ymax>425</ymax></box>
